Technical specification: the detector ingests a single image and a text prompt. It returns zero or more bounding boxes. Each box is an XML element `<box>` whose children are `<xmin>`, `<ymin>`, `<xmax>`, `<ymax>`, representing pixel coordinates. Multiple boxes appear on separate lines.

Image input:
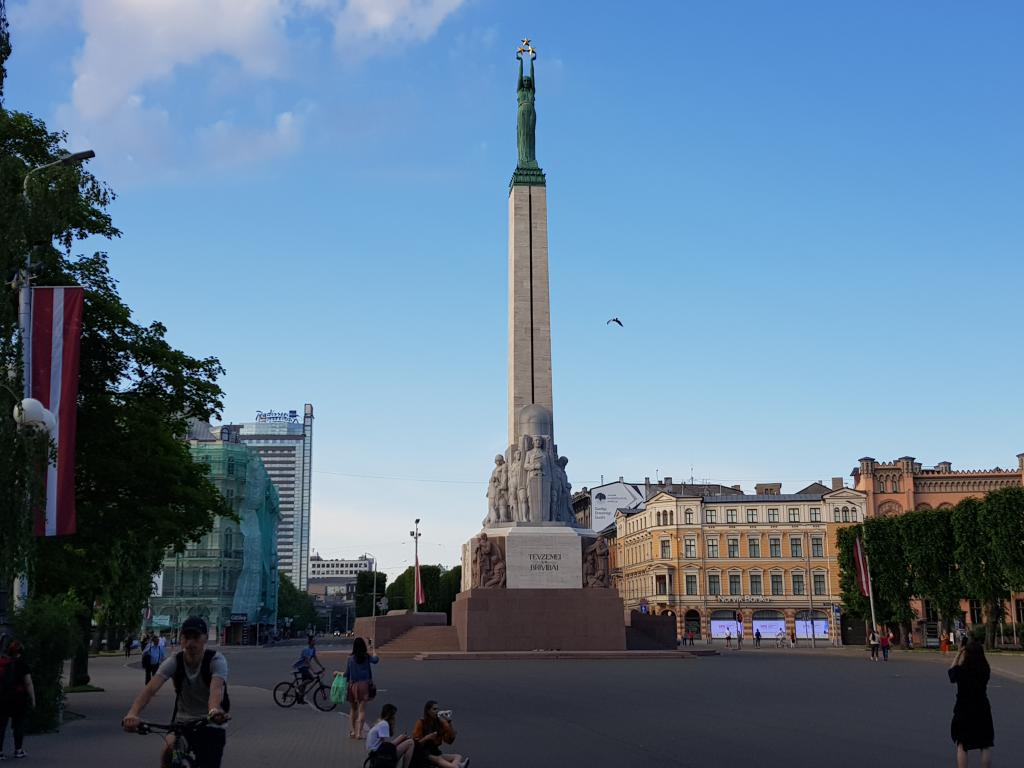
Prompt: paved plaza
<box><xmin>17</xmin><ymin>642</ymin><xmax>1024</xmax><ymax>767</ymax></box>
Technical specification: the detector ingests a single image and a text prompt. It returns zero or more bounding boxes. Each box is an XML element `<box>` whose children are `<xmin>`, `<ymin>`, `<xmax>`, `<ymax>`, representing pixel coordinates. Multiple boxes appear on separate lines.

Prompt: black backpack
<box><xmin>171</xmin><ymin>650</ymin><xmax>230</xmax><ymax>719</ymax></box>
<box><xmin>364</xmin><ymin>741</ymin><xmax>399</xmax><ymax>768</ymax></box>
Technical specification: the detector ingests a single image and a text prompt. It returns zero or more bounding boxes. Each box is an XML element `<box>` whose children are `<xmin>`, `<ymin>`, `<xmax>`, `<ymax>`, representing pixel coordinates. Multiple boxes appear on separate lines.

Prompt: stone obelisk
<box><xmin>507</xmin><ymin>50</ymin><xmax>551</xmax><ymax>446</ymax></box>
<box><xmin>452</xmin><ymin>41</ymin><xmax>626</xmax><ymax>652</ymax></box>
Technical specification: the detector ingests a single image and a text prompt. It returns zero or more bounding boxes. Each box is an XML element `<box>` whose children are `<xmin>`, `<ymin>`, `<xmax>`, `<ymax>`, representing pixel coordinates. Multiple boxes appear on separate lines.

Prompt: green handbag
<box><xmin>330</xmin><ymin>673</ymin><xmax>347</xmax><ymax>704</ymax></box>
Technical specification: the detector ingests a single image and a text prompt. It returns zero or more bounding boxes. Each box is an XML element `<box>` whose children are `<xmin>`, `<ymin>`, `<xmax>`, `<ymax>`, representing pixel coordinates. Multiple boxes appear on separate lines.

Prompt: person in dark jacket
<box><xmin>0</xmin><ymin>641</ymin><xmax>36</xmax><ymax>759</ymax></box>
<box><xmin>948</xmin><ymin>640</ymin><xmax>994</xmax><ymax>768</ymax></box>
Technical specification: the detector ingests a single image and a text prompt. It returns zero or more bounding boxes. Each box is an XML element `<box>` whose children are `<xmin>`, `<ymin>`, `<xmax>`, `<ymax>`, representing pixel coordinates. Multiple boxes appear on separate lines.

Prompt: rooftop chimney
<box><xmin>831</xmin><ymin>477</ymin><xmax>843</xmax><ymax>490</ymax></box>
<box><xmin>731</xmin><ymin>484</ymin><xmax>743</xmax><ymax>493</ymax></box>
<box><xmin>663</xmin><ymin>476</ymin><xmax>672</xmax><ymax>486</ymax></box>
<box><xmin>755</xmin><ymin>483</ymin><xmax>782</xmax><ymax>496</ymax></box>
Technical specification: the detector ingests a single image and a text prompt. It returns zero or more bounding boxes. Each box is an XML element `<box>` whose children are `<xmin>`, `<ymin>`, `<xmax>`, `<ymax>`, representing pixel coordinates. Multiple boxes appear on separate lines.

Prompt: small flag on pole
<box><xmin>853</xmin><ymin>536</ymin><xmax>871</xmax><ymax>597</ymax></box>
<box><xmin>31</xmin><ymin>286</ymin><xmax>84</xmax><ymax>537</ymax></box>
<box><xmin>415</xmin><ymin>554</ymin><xmax>426</xmax><ymax>606</ymax></box>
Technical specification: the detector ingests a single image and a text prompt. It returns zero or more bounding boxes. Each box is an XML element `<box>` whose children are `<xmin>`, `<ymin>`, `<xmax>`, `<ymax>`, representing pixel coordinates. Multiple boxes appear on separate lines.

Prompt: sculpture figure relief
<box><xmin>508</xmin><ymin>446</ymin><xmax>528</xmax><ymax>523</ymax></box>
<box><xmin>484</xmin><ymin>454</ymin><xmax>510</xmax><ymax>526</ymax></box>
<box><xmin>515</xmin><ymin>46</ymin><xmax>538</xmax><ymax>169</ymax></box>
<box><xmin>552</xmin><ymin>455</ymin><xmax>572</xmax><ymax>524</ymax></box>
<box><xmin>583</xmin><ymin>538</ymin><xmax>610</xmax><ymax>588</ymax></box>
<box><xmin>525</xmin><ymin>435</ymin><xmax>552</xmax><ymax>522</ymax></box>
<box><xmin>472</xmin><ymin>533</ymin><xmax>506</xmax><ymax>589</ymax></box>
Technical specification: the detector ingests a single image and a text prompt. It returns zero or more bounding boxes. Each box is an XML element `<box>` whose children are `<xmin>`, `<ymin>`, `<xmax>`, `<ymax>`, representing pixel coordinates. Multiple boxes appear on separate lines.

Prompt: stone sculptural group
<box><xmin>484</xmin><ymin>434</ymin><xmax>575</xmax><ymax>526</ymax></box>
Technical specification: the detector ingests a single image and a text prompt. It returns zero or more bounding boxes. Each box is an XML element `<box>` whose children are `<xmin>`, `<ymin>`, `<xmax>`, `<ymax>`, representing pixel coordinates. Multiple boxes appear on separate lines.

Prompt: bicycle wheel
<box><xmin>312</xmin><ymin>683</ymin><xmax>336</xmax><ymax>712</ymax></box>
<box><xmin>273</xmin><ymin>681</ymin><xmax>299</xmax><ymax>707</ymax></box>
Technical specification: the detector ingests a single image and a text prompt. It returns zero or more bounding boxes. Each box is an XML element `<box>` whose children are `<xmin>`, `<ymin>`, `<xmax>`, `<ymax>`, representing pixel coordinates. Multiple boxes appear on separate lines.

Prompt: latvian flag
<box><xmin>31</xmin><ymin>286</ymin><xmax>84</xmax><ymax>537</ymax></box>
<box><xmin>415</xmin><ymin>555</ymin><xmax>426</xmax><ymax>606</ymax></box>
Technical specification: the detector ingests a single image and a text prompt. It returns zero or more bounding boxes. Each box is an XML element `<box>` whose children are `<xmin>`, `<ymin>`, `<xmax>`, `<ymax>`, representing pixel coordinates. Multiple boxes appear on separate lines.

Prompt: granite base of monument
<box><xmin>452</xmin><ymin>587</ymin><xmax>626</xmax><ymax>651</ymax></box>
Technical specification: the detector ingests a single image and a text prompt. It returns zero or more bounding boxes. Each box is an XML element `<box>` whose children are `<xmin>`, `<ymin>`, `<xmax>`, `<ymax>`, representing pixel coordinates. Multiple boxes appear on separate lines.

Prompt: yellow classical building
<box><xmin>614</xmin><ymin>480</ymin><xmax>867</xmax><ymax>644</ymax></box>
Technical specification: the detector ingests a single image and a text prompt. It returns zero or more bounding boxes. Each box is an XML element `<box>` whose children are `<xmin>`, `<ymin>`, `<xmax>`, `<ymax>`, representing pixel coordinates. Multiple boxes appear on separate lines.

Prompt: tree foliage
<box><xmin>355</xmin><ymin>571</ymin><xmax>388</xmax><ymax>618</ymax></box>
<box><xmin>385</xmin><ymin>564</ymin><xmax>462</xmax><ymax>620</ymax></box>
<box><xmin>1</xmin><ymin>19</ymin><xmax>227</xmax><ymax>683</ymax></box>
<box><xmin>277</xmin><ymin>572</ymin><xmax>317</xmax><ymax>634</ymax></box>
<box><xmin>13</xmin><ymin>594</ymin><xmax>83</xmax><ymax>732</ymax></box>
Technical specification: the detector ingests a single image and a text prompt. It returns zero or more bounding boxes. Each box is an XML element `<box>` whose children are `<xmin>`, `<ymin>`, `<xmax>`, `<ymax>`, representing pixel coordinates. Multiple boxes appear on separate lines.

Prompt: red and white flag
<box><xmin>31</xmin><ymin>286</ymin><xmax>84</xmax><ymax>537</ymax></box>
<box><xmin>853</xmin><ymin>536</ymin><xmax>871</xmax><ymax>597</ymax></box>
<box><xmin>414</xmin><ymin>555</ymin><xmax>426</xmax><ymax>606</ymax></box>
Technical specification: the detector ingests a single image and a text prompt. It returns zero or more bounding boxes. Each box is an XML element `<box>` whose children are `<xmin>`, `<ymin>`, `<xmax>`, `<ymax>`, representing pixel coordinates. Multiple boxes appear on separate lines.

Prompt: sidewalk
<box><xmin>23</xmin><ymin>657</ymin><xmax>365</xmax><ymax>767</ymax></box>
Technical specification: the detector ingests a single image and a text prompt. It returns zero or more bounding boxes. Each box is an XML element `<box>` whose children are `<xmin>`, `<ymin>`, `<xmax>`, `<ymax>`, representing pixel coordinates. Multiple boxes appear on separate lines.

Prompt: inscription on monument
<box><xmin>506</xmin><ymin>530</ymin><xmax>582</xmax><ymax>588</ymax></box>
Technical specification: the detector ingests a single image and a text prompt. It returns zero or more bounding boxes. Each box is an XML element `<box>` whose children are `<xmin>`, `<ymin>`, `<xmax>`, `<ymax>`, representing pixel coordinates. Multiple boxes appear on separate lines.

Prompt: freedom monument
<box><xmin>453</xmin><ymin>41</ymin><xmax>626</xmax><ymax>651</ymax></box>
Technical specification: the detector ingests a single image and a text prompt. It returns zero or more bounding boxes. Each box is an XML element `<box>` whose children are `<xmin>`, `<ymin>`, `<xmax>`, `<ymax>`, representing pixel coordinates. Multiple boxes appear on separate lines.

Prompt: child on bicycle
<box><xmin>293</xmin><ymin>635</ymin><xmax>324</xmax><ymax>703</ymax></box>
<box><xmin>122</xmin><ymin>617</ymin><xmax>230</xmax><ymax>768</ymax></box>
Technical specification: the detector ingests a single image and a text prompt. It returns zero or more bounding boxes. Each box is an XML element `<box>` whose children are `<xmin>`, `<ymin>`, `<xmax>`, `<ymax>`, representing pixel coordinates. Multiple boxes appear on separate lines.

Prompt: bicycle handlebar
<box><xmin>135</xmin><ymin>717</ymin><xmax>210</xmax><ymax>735</ymax></box>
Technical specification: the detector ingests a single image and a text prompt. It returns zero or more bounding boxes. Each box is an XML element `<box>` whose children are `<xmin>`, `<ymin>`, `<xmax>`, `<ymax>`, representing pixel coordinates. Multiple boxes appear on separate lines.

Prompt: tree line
<box><xmin>837</xmin><ymin>486</ymin><xmax>1024</xmax><ymax>648</ymax></box>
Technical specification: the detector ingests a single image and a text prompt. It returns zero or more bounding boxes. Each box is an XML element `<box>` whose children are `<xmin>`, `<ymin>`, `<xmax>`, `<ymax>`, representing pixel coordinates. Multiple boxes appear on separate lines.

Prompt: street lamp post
<box><xmin>410</xmin><ymin>519</ymin><xmax>421</xmax><ymax>613</ymax></box>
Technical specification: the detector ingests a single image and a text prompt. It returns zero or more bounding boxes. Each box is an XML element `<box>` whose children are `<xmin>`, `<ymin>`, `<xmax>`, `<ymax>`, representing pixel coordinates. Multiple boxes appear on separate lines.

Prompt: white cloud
<box><xmin>198</xmin><ymin>106</ymin><xmax>309</xmax><ymax>168</ymax></box>
<box><xmin>333</xmin><ymin>0</ymin><xmax>466</xmax><ymax>49</ymax></box>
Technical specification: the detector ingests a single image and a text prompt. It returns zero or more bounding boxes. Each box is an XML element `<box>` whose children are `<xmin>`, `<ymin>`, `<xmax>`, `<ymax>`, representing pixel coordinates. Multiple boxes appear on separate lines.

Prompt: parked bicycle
<box><xmin>131</xmin><ymin>717</ymin><xmax>214</xmax><ymax>768</ymax></box>
<box><xmin>273</xmin><ymin>669</ymin><xmax>336</xmax><ymax>711</ymax></box>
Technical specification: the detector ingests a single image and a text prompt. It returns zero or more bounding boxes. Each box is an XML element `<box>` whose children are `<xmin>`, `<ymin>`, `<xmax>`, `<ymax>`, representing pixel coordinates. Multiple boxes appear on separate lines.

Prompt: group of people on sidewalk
<box><xmin>335</xmin><ymin>637</ymin><xmax>471</xmax><ymax>768</ymax></box>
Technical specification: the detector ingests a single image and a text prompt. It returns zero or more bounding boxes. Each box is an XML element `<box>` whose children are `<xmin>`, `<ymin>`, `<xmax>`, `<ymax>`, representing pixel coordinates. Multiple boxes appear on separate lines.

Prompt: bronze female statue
<box><xmin>516</xmin><ymin>49</ymin><xmax>538</xmax><ymax>169</ymax></box>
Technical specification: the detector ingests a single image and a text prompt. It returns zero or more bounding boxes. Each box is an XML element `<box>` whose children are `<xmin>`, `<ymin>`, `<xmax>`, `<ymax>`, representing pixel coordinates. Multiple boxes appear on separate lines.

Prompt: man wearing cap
<box><xmin>122</xmin><ymin>616</ymin><xmax>230</xmax><ymax>768</ymax></box>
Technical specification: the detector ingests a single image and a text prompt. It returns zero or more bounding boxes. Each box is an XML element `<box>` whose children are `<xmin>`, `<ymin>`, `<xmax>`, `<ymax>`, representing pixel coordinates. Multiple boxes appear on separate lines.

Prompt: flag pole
<box><xmin>865</xmin><ymin>551</ymin><xmax>878</xmax><ymax>634</ymax></box>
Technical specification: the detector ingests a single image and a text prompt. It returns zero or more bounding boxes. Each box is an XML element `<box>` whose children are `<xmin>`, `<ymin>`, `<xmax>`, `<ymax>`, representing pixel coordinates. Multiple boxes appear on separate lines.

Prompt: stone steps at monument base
<box><xmin>375</xmin><ymin>626</ymin><xmax>461</xmax><ymax>657</ymax></box>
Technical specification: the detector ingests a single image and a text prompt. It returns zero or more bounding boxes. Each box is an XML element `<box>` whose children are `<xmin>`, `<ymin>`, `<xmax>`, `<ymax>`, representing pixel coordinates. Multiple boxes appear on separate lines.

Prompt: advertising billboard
<box><xmin>590</xmin><ymin>482</ymin><xmax>644</xmax><ymax>531</ymax></box>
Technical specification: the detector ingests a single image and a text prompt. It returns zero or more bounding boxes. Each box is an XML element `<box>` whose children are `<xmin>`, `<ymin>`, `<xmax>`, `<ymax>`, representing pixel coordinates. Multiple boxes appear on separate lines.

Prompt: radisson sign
<box><xmin>255</xmin><ymin>409</ymin><xmax>299</xmax><ymax>424</ymax></box>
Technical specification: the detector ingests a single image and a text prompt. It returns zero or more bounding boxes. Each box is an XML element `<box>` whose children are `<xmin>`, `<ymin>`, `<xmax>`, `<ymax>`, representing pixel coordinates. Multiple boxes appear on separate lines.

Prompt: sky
<box><xmin>6</xmin><ymin>1</ymin><xmax>1024</xmax><ymax>581</ymax></box>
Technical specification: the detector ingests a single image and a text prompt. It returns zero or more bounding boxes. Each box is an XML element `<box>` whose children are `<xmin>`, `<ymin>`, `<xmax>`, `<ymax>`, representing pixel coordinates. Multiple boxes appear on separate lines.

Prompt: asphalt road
<box><xmin>21</xmin><ymin>643</ymin><xmax>1024</xmax><ymax>767</ymax></box>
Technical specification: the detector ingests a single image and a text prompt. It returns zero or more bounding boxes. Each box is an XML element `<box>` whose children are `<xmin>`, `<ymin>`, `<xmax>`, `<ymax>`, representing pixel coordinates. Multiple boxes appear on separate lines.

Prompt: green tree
<box><xmin>953</xmin><ymin>497</ymin><xmax>1007</xmax><ymax>649</ymax></box>
<box><xmin>863</xmin><ymin>515</ymin><xmax>915</xmax><ymax>629</ymax></box>
<box><xmin>277</xmin><ymin>571</ymin><xmax>318</xmax><ymax>635</ymax></box>
<box><xmin>383</xmin><ymin>564</ymin><xmax>462</xmax><ymax>620</ymax></box>
<box><xmin>982</xmin><ymin>486</ymin><xmax>1024</xmax><ymax>592</ymax></box>
<box><xmin>836</xmin><ymin>525</ymin><xmax>870</xmax><ymax>621</ymax></box>
<box><xmin>901</xmin><ymin>507</ymin><xmax>962</xmax><ymax>629</ymax></box>
<box><xmin>1</xmin><ymin>18</ymin><xmax>227</xmax><ymax>684</ymax></box>
<box><xmin>13</xmin><ymin>594</ymin><xmax>83</xmax><ymax>732</ymax></box>
<box><xmin>355</xmin><ymin>571</ymin><xmax>388</xmax><ymax>617</ymax></box>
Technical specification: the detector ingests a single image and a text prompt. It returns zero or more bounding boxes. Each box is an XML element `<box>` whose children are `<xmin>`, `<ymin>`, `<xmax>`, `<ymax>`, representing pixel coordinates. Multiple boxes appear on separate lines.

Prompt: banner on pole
<box><xmin>415</xmin><ymin>555</ymin><xmax>426</xmax><ymax>606</ymax></box>
<box><xmin>31</xmin><ymin>286</ymin><xmax>84</xmax><ymax>537</ymax></box>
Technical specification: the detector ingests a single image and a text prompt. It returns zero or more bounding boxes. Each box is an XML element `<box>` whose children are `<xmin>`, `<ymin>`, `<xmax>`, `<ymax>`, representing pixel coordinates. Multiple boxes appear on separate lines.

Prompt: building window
<box><xmin>848</xmin><ymin>509</ymin><xmax>858</xmax><ymax>523</ymax></box>
<box><xmin>842</xmin><ymin>507</ymin><xmax>850</xmax><ymax>522</ymax></box>
<box><xmin>878</xmin><ymin>478</ymin><xmax>886</xmax><ymax>493</ymax></box>
<box><xmin>749</xmin><ymin>573</ymin><xmax>763</xmax><ymax>595</ymax></box>
<box><xmin>790</xmin><ymin>538</ymin><xmax>803</xmax><ymax>558</ymax></box>
<box><xmin>708</xmin><ymin>574</ymin><xmax>721</xmax><ymax>596</ymax></box>
<box><xmin>813</xmin><ymin>573</ymin><xmax>826</xmax><ymax>595</ymax></box>
<box><xmin>769</xmin><ymin>538</ymin><xmax>781</xmax><ymax>558</ymax></box>
<box><xmin>729</xmin><ymin>574</ymin><xmax>741</xmax><ymax>595</ymax></box>
<box><xmin>788</xmin><ymin>508</ymin><xmax>800</xmax><ymax>523</ymax></box>
<box><xmin>969</xmin><ymin>600</ymin><xmax>983</xmax><ymax>625</ymax></box>
<box><xmin>810</xmin><ymin>507</ymin><xmax>821</xmax><ymax>522</ymax></box>
<box><xmin>727</xmin><ymin>508</ymin><xmax>737</xmax><ymax>524</ymax></box>
<box><xmin>656</xmin><ymin>575</ymin><xmax>668</xmax><ymax>595</ymax></box>
<box><xmin>747</xmin><ymin>509</ymin><xmax>758</xmax><ymax>523</ymax></box>
<box><xmin>771</xmin><ymin>574</ymin><xmax>783</xmax><ymax>595</ymax></box>
<box><xmin>685</xmin><ymin>509</ymin><xmax>694</xmax><ymax>524</ymax></box>
<box><xmin>768</xmin><ymin>508</ymin><xmax>779</xmax><ymax>523</ymax></box>
<box><xmin>660</xmin><ymin>539</ymin><xmax>671</xmax><ymax>559</ymax></box>
<box><xmin>833</xmin><ymin>507</ymin><xmax>841</xmax><ymax>522</ymax></box>
<box><xmin>707</xmin><ymin>539</ymin><xmax>719</xmax><ymax>558</ymax></box>
<box><xmin>706</xmin><ymin>509</ymin><xmax>717</xmax><ymax>524</ymax></box>
<box><xmin>792</xmin><ymin>573</ymin><xmax>805</xmax><ymax>595</ymax></box>
<box><xmin>748</xmin><ymin>538</ymin><xmax>761</xmax><ymax>558</ymax></box>
<box><xmin>892</xmin><ymin>478</ymin><xmax>900</xmax><ymax>493</ymax></box>
<box><xmin>727</xmin><ymin>538</ymin><xmax>739</xmax><ymax>558</ymax></box>
<box><xmin>686</xmin><ymin>574</ymin><xmax>697</xmax><ymax>595</ymax></box>
<box><xmin>811</xmin><ymin>537</ymin><xmax>823</xmax><ymax>557</ymax></box>
<box><xmin>226</xmin><ymin>456</ymin><xmax>235</xmax><ymax>476</ymax></box>
<box><xmin>685</xmin><ymin>538</ymin><xmax>696</xmax><ymax>558</ymax></box>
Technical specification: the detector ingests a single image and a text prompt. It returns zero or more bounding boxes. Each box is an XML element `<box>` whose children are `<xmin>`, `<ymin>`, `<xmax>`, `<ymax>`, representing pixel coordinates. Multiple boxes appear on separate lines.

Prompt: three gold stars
<box><xmin>517</xmin><ymin>37</ymin><xmax>536</xmax><ymax>55</ymax></box>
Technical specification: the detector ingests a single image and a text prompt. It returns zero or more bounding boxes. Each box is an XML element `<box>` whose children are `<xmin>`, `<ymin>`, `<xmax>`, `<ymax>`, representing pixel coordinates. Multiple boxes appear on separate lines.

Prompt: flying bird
<box><xmin>607</xmin><ymin>317</ymin><xmax>624</xmax><ymax>327</ymax></box>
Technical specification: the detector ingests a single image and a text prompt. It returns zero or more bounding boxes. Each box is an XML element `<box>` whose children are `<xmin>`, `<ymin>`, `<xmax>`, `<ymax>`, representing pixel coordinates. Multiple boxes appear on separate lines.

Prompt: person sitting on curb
<box><xmin>412</xmin><ymin>700</ymin><xmax>468</xmax><ymax>768</ymax></box>
<box><xmin>366</xmin><ymin>703</ymin><xmax>413</xmax><ymax>768</ymax></box>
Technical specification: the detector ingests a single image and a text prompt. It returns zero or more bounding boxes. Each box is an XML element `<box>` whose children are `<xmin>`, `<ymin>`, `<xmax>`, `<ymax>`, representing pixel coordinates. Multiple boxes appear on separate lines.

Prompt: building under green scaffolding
<box><xmin>149</xmin><ymin>430</ymin><xmax>280</xmax><ymax>643</ymax></box>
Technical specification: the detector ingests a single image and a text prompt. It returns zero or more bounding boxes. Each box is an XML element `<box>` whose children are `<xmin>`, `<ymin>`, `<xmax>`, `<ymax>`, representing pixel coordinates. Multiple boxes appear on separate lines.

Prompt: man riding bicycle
<box><xmin>122</xmin><ymin>616</ymin><xmax>229</xmax><ymax>767</ymax></box>
<box><xmin>292</xmin><ymin>635</ymin><xmax>324</xmax><ymax>703</ymax></box>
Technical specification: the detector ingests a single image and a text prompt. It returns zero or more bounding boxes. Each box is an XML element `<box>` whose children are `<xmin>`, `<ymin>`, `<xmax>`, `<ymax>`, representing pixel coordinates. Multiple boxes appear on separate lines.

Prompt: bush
<box><xmin>13</xmin><ymin>594</ymin><xmax>84</xmax><ymax>732</ymax></box>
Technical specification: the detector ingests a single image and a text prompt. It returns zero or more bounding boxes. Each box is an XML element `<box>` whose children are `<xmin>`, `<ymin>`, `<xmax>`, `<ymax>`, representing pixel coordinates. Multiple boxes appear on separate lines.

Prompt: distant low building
<box><xmin>150</xmin><ymin>427</ymin><xmax>280</xmax><ymax>643</ymax></box>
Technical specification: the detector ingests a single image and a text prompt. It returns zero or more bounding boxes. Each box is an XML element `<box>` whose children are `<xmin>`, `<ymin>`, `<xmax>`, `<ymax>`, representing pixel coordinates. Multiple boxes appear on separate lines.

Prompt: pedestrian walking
<box><xmin>345</xmin><ymin>637</ymin><xmax>379</xmax><ymax>740</ymax></box>
<box><xmin>880</xmin><ymin>628</ymin><xmax>892</xmax><ymax>661</ymax></box>
<box><xmin>948</xmin><ymin>641</ymin><xmax>994</xmax><ymax>767</ymax></box>
<box><xmin>941</xmin><ymin>630</ymin><xmax>950</xmax><ymax>655</ymax></box>
<box><xmin>0</xmin><ymin>641</ymin><xmax>35</xmax><ymax>760</ymax></box>
<box><xmin>737</xmin><ymin>628</ymin><xmax>743</xmax><ymax>650</ymax></box>
<box><xmin>688</xmin><ymin>630</ymin><xmax>695</xmax><ymax>646</ymax></box>
<box><xmin>754</xmin><ymin>628</ymin><xmax>761</xmax><ymax>648</ymax></box>
<box><xmin>725</xmin><ymin>628</ymin><xmax>732</xmax><ymax>649</ymax></box>
<box><xmin>124</xmin><ymin>635</ymin><xmax>133</xmax><ymax>660</ymax></box>
<box><xmin>869</xmin><ymin>629</ymin><xmax>880</xmax><ymax>661</ymax></box>
<box><xmin>789</xmin><ymin>630</ymin><xmax>796</xmax><ymax>649</ymax></box>
<box><xmin>776</xmin><ymin>629</ymin><xmax>784</xmax><ymax>648</ymax></box>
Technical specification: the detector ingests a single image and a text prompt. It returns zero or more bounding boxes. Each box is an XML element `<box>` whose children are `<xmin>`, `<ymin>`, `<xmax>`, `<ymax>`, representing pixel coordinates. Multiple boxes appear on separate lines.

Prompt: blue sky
<box><xmin>7</xmin><ymin>1</ymin><xmax>1024</xmax><ymax>579</ymax></box>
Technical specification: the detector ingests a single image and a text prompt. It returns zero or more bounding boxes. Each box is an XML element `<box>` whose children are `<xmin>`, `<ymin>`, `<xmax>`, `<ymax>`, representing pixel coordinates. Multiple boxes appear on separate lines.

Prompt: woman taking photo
<box><xmin>412</xmin><ymin>700</ymin><xmax>468</xmax><ymax>768</ymax></box>
<box><xmin>345</xmin><ymin>637</ymin><xmax>379</xmax><ymax>739</ymax></box>
<box><xmin>948</xmin><ymin>640</ymin><xmax>994</xmax><ymax>767</ymax></box>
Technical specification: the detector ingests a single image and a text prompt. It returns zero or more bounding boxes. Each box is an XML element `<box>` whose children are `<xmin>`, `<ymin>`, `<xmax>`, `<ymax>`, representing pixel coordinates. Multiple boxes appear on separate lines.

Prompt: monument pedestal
<box><xmin>453</xmin><ymin>587</ymin><xmax>625</xmax><ymax>651</ymax></box>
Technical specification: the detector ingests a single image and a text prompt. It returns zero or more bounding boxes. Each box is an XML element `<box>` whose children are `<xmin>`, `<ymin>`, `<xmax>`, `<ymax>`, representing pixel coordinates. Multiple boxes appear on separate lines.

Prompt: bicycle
<box><xmin>273</xmin><ymin>669</ymin><xmax>336</xmax><ymax>711</ymax></box>
<box><xmin>132</xmin><ymin>717</ymin><xmax>215</xmax><ymax>768</ymax></box>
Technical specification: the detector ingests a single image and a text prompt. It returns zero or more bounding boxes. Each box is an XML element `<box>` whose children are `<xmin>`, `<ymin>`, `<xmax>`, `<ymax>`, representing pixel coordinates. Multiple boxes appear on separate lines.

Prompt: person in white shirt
<box><xmin>366</xmin><ymin>704</ymin><xmax>413</xmax><ymax>768</ymax></box>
